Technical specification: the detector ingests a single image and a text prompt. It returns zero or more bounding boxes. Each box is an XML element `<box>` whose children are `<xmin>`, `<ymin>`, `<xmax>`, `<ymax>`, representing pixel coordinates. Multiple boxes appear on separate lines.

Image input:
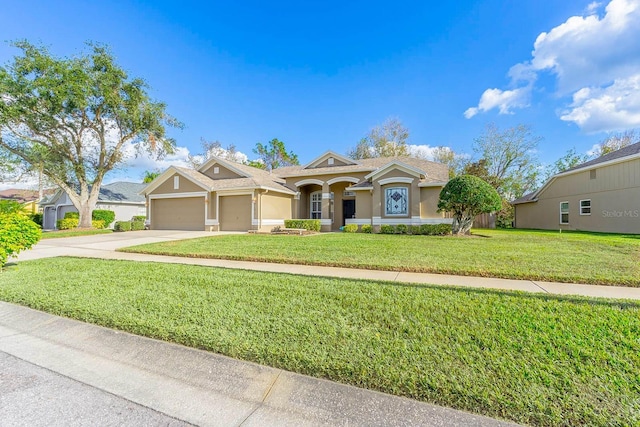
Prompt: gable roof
<box><xmin>302</xmin><ymin>151</ymin><xmax>359</xmax><ymax>169</ymax></box>
<box><xmin>275</xmin><ymin>156</ymin><xmax>449</xmax><ymax>182</ymax></box>
<box><xmin>197</xmin><ymin>156</ymin><xmax>251</xmax><ymax>177</ymax></box>
<box><xmin>40</xmin><ymin>182</ymin><xmax>146</xmax><ymax>206</ymax></box>
<box><xmin>0</xmin><ymin>189</ymin><xmax>41</xmax><ymax>203</ymax></box>
<box><xmin>512</xmin><ymin>141</ymin><xmax>640</xmax><ymax>205</ymax></box>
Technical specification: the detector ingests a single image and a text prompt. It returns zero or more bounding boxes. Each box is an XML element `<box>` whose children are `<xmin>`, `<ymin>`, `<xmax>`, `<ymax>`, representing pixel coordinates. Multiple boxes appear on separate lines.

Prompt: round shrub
<box><xmin>380</xmin><ymin>224</ymin><xmax>395</xmax><ymax>234</ymax></box>
<box><xmin>114</xmin><ymin>221</ymin><xmax>132</xmax><ymax>232</ymax></box>
<box><xmin>57</xmin><ymin>218</ymin><xmax>79</xmax><ymax>230</ymax></box>
<box><xmin>360</xmin><ymin>224</ymin><xmax>372</xmax><ymax>233</ymax></box>
<box><xmin>0</xmin><ymin>212</ymin><xmax>42</xmax><ymax>268</ymax></box>
<box><xmin>131</xmin><ymin>220</ymin><xmax>145</xmax><ymax>231</ymax></box>
<box><xmin>396</xmin><ymin>224</ymin><xmax>408</xmax><ymax>234</ymax></box>
<box><xmin>343</xmin><ymin>224</ymin><xmax>358</xmax><ymax>233</ymax></box>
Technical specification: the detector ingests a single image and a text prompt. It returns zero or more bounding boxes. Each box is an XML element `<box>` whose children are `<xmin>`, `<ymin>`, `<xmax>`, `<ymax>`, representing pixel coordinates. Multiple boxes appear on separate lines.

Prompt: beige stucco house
<box><xmin>512</xmin><ymin>142</ymin><xmax>640</xmax><ymax>234</ymax></box>
<box><xmin>141</xmin><ymin>151</ymin><xmax>451</xmax><ymax>232</ymax></box>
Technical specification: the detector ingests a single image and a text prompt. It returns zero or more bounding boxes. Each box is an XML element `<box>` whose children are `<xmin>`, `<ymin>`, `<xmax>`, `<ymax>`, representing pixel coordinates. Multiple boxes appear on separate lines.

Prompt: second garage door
<box><xmin>219</xmin><ymin>195</ymin><xmax>252</xmax><ymax>231</ymax></box>
<box><xmin>151</xmin><ymin>197</ymin><xmax>205</xmax><ymax>231</ymax></box>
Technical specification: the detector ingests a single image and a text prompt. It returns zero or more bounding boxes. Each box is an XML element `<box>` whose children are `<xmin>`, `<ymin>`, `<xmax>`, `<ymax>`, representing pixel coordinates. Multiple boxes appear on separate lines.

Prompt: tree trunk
<box><xmin>453</xmin><ymin>214</ymin><xmax>474</xmax><ymax>235</ymax></box>
<box><xmin>78</xmin><ymin>202</ymin><xmax>93</xmax><ymax>228</ymax></box>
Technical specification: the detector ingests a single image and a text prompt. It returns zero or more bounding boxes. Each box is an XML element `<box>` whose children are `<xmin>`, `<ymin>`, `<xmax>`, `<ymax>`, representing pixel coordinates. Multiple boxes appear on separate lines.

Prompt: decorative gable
<box><xmin>303</xmin><ymin>151</ymin><xmax>359</xmax><ymax>169</ymax></box>
<box><xmin>201</xmin><ymin>162</ymin><xmax>244</xmax><ymax>180</ymax></box>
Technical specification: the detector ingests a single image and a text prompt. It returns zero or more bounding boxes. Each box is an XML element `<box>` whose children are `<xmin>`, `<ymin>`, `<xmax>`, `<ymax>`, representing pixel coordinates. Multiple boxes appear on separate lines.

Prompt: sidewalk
<box><xmin>16</xmin><ymin>231</ymin><xmax>640</xmax><ymax>300</ymax></box>
<box><xmin>0</xmin><ymin>301</ymin><xmax>517</xmax><ymax>426</ymax></box>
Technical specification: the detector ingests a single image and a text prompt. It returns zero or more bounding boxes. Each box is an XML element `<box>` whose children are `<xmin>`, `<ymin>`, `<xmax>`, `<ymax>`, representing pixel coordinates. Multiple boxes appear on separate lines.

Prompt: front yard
<box><xmin>41</xmin><ymin>229</ymin><xmax>113</xmax><ymax>239</ymax></box>
<box><xmin>1</xmin><ymin>257</ymin><xmax>638</xmax><ymax>427</ymax></box>
<box><xmin>121</xmin><ymin>229</ymin><xmax>640</xmax><ymax>286</ymax></box>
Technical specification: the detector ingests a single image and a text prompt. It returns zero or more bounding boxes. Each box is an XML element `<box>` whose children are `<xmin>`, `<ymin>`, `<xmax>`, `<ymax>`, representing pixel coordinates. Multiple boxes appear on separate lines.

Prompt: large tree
<box><xmin>472</xmin><ymin>123</ymin><xmax>541</xmax><ymax>200</ymax></box>
<box><xmin>591</xmin><ymin>129</ymin><xmax>638</xmax><ymax>157</ymax></box>
<box><xmin>348</xmin><ymin>117</ymin><xmax>411</xmax><ymax>159</ymax></box>
<box><xmin>187</xmin><ymin>137</ymin><xmax>246</xmax><ymax>169</ymax></box>
<box><xmin>250</xmin><ymin>138</ymin><xmax>299</xmax><ymax>171</ymax></box>
<box><xmin>429</xmin><ymin>146</ymin><xmax>467</xmax><ymax>178</ymax></box>
<box><xmin>0</xmin><ymin>41</ymin><xmax>178</xmax><ymax>227</ymax></box>
<box><xmin>543</xmin><ymin>148</ymin><xmax>590</xmax><ymax>181</ymax></box>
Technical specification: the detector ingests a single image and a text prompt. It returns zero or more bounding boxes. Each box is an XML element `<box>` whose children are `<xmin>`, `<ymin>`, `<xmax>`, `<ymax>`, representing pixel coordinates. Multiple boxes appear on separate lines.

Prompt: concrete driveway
<box><xmin>16</xmin><ymin>230</ymin><xmax>228</xmax><ymax>262</ymax></box>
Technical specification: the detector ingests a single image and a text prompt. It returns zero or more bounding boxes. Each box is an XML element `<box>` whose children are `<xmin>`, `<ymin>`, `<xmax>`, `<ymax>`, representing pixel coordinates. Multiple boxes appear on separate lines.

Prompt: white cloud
<box><xmin>464</xmin><ymin>87</ymin><xmax>531</xmax><ymax>118</ymax></box>
<box><xmin>465</xmin><ymin>0</ymin><xmax>640</xmax><ymax>132</ymax></box>
<box><xmin>408</xmin><ymin>144</ymin><xmax>439</xmax><ymax>159</ymax></box>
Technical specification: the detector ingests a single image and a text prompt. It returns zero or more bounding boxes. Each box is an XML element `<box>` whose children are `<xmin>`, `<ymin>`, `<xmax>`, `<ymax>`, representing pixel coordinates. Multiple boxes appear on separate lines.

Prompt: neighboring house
<box><xmin>40</xmin><ymin>182</ymin><xmax>147</xmax><ymax>230</ymax></box>
<box><xmin>512</xmin><ymin>142</ymin><xmax>640</xmax><ymax>234</ymax></box>
<box><xmin>0</xmin><ymin>188</ymin><xmax>47</xmax><ymax>213</ymax></box>
<box><xmin>141</xmin><ymin>151</ymin><xmax>451</xmax><ymax>232</ymax></box>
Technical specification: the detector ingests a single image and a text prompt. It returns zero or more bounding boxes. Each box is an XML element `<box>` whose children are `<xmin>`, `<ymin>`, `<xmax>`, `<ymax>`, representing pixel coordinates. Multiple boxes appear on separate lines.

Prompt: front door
<box><xmin>342</xmin><ymin>200</ymin><xmax>355</xmax><ymax>226</ymax></box>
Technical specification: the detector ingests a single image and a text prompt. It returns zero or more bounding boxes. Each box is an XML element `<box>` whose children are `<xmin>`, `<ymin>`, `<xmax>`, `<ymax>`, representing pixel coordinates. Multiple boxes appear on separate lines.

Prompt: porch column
<box><xmin>321</xmin><ymin>182</ymin><xmax>331</xmax><ymax>232</ymax></box>
<box><xmin>372</xmin><ymin>182</ymin><xmax>382</xmax><ymax>232</ymax></box>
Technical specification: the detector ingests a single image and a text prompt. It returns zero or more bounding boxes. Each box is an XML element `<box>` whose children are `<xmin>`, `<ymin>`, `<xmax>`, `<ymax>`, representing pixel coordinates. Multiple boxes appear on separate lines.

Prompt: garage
<box><xmin>219</xmin><ymin>195</ymin><xmax>252</xmax><ymax>231</ymax></box>
<box><xmin>151</xmin><ymin>197</ymin><xmax>205</xmax><ymax>230</ymax></box>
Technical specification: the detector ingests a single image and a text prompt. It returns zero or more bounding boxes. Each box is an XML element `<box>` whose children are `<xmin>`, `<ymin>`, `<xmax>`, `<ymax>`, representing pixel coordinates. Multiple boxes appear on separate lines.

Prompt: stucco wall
<box><xmin>260</xmin><ymin>191</ymin><xmax>293</xmax><ymax>220</ymax></box>
<box><xmin>355</xmin><ymin>191</ymin><xmax>372</xmax><ymax>219</ymax></box>
<box><xmin>420</xmin><ymin>187</ymin><xmax>444</xmax><ymax>218</ymax></box>
<box><xmin>201</xmin><ymin>163</ymin><xmax>243</xmax><ymax>180</ymax></box>
<box><xmin>149</xmin><ymin>173</ymin><xmax>205</xmax><ymax>194</ymax></box>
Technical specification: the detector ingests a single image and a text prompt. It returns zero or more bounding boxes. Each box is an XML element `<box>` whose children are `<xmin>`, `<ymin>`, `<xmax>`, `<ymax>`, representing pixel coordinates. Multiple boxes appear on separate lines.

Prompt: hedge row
<box><xmin>283</xmin><ymin>219</ymin><xmax>321</xmax><ymax>232</ymax></box>
<box><xmin>114</xmin><ymin>216</ymin><xmax>146</xmax><ymax>232</ymax></box>
<box><xmin>57</xmin><ymin>218</ymin><xmax>105</xmax><ymax>230</ymax></box>
<box><xmin>379</xmin><ymin>223</ymin><xmax>452</xmax><ymax>236</ymax></box>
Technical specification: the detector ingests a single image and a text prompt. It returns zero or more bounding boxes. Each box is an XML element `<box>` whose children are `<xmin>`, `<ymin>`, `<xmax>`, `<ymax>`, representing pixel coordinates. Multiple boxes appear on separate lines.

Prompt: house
<box><xmin>512</xmin><ymin>142</ymin><xmax>640</xmax><ymax>234</ymax></box>
<box><xmin>141</xmin><ymin>151</ymin><xmax>451</xmax><ymax>232</ymax></box>
<box><xmin>0</xmin><ymin>188</ymin><xmax>46</xmax><ymax>213</ymax></box>
<box><xmin>40</xmin><ymin>182</ymin><xmax>147</xmax><ymax>230</ymax></box>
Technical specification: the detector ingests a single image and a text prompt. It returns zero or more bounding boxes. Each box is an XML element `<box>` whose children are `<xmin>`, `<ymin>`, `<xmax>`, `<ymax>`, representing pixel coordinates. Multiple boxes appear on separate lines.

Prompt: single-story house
<box><xmin>141</xmin><ymin>151</ymin><xmax>452</xmax><ymax>232</ymax></box>
<box><xmin>40</xmin><ymin>182</ymin><xmax>147</xmax><ymax>230</ymax></box>
<box><xmin>512</xmin><ymin>141</ymin><xmax>640</xmax><ymax>234</ymax></box>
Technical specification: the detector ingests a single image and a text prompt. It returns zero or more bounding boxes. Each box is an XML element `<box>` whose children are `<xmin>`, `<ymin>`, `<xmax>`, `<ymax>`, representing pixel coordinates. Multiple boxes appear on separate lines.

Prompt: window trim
<box><xmin>173</xmin><ymin>176</ymin><xmax>180</xmax><ymax>190</ymax></box>
<box><xmin>310</xmin><ymin>191</ymin><xmax>322</xmax><ymax>219</ymax></box>
<box><xmin>560</xmin><ymin>201</ymin><xmax>569</xmax><ymax>224</ymax></box>
<box><xmin>385</xmin><ymin>186</ymin><xmax>409</xmax><ymax>217</ymax></box>
<box><xmin>579</xmin><ymin>199</ymin><xmax>591</xmax><ymax>216</ymax></box>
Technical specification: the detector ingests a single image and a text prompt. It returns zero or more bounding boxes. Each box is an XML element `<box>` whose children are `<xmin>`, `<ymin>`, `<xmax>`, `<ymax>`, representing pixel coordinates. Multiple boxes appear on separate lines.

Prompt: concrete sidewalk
<box><xmin>0</xmin><ymin>302</ymin><xmax>516</xmax><ymax>427</ymax></box>
<box><xmin>15</xmin><ymin>231</ymin><xmax>640</xmax><ymax>300</ymax></box>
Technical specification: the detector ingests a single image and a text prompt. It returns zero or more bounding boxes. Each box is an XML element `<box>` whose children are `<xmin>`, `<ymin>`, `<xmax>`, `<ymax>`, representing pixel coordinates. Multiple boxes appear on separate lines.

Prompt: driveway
<box><xmin>16</xmin><ymin>230</ymin><xmax>229</xmax><ymax>262</ymax></box>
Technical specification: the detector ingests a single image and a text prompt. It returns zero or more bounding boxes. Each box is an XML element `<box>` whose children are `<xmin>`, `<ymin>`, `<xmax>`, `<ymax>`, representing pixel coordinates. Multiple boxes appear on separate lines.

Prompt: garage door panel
<box><xmin>220</xmin><ymin>195</ymin><xmax>251</xmax><ymax>231</ymax></box>
<box><xmin>152</xmin><ymin>197</ymin><xmax>204</xmax><ymax>231</ymax></box>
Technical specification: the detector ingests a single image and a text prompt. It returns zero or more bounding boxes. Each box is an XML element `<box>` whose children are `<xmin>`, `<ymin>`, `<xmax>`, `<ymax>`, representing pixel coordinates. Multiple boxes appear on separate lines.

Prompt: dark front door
<box><xmin>342</xmin><ymin>199</ymin><xmax>356</xmax><ymax>226</ymax></box>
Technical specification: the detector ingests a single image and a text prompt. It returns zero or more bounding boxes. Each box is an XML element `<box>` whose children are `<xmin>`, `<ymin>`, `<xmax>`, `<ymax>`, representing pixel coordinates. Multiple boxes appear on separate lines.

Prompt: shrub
<box><xmin>92</xmin><ymin>220</ymin><xmax>106</xmax><ymax>229</ymax></box>
<box><xmin>343</xmin><ymin>224</ymin><xmax>358</xmax><ymax>233</ymax></box>
<box><xmin>284</xmin><ymin>219</ymin><xmax>321</xmax><ymax>232</ymax></box>
<box><xmin>92</xmin><ymin>210</ymin><xmax>116</xmax><ymax>227</ymax></box>
<box><xmin>131</xmin><ymin>220</ymin><xmax>145</xmax><ymax>231</ymax></box>
<box><xmin>0</xmin><ymin>200</ymin><xmax>23</xmax><ymax>214</ymax></box>
<box><xmin>57</xmin><ymin>218</ymin><xmax>79</xmax><ymax>230</ymax></box>
<box><xmin>30</xmin><ymin>213</ymin><xmax>43</xmax><ymax>227</ymax></box>
<box><xmin>396</xmin><ymin>224</ymin><xmax>408</xmax><ymax>234</ymax></box>
<box><xmin>380</xmin><ymin>224</ymin><xmax>395</xmax><ymax>234</ymax></box>
<box><xmin>0</xmin><ymin>212</ymin><xmax>42</xmax><ymax>268</ymax></box>
<box><xmin>114</xmin><ymin>221</ymin><xmax>132</xmax><ymax>232</ymax></box>
<box><xmin>360</xmin><ymin>224</ymin><xmax>372</xmax><ymax>233</ymax></box>
<box><xmin>131</xmin><ymin>215</ymin><xmax>146</xmax><ymax>223</ymax></box>
<box><xmin>438</xmin><ymin>175</ymin><xmax>501</xmax><ymax>235</ymax></box>
<box><xmin>64</xmin><ymin>211</ymin><xmax>79</xmax><ymax>219</ymax></box>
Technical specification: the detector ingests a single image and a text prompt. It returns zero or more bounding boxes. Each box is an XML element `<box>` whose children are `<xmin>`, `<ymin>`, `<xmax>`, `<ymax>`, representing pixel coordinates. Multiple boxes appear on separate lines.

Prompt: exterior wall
<box><xmin>258</xmin><ymin>191</ymin><xmax>292</xmax><ymax>230</ymax></box>
<box><xmin>515</xmin><ymin>158</ymin><xmax>640</xmax><ymax>234</ymax></box>
<box><xmin>354</xmin><ymin>191</ymin><xmax>372</xmax><ymax>220</ymax></box>
<box><xmin>419</xmin><ymin>187</ymin><xmax>445</xmax><ymax>218</ymax></box>
<box><xmin>149</xmin><ymin>173</ymin><xmax>205</xmax><ymax>194</ymax></box>
<box><xmin>201</xmin><ymin>164</ymin><xmax>243</xmax><ymax>180</ymax></box>
<box><xmin>96</xmin><ymin>203</ymin><xmax>147</xmax><ymax>227</ymax></box>
<box><xmin>151</xmin><ymin>197</ymin><xmax>206</xmax><ymax>231</ymax></box>
<box><xmin>312</xmin><ymin>157</ymin><xmax>350</xmax><ymax>168</ymax></box>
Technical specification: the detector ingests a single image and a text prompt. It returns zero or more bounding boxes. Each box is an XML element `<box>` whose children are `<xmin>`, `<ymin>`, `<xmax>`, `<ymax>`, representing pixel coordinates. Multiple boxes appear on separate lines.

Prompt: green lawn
<box><xmin>1</xmin><ymin>257</ymin><xmax>638</xmax><ymax>427</ymax></box>
<box><xmin>121</xmin><ymin>229</ymin><xmax>640</xmax><ymax>286</ymax></box>
<box><xmin>41</xmin><ymin>228</ymin><xmax>113</xmax><ymax>239</ymax></box>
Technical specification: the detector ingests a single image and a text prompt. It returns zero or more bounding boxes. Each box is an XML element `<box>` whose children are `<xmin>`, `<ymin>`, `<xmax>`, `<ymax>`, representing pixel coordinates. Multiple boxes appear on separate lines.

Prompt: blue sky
<box><xmin>2</xmin><ymin>0</ymin><xmax>639</xmax><ymax>184</ymax></box>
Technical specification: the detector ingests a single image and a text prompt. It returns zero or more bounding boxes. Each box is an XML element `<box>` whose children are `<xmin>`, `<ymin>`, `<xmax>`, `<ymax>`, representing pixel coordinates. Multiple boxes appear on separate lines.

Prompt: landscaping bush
<box><xmin>380</xmin><ymin>224</ymin><xmax>395</xmax><ymax>234</ymax></box>
<box><xmin>114</xmin><ymin>221</ymin><xmax>132</xmax><ymax>232</ymax></box>
<box><xmin>131</xmin><ymin>220</ymin><xmax>145</xmax><ymax>231</ymax></box>
<box><xmin>64</xmin><ymin>212</ymin><xmax>79</xmax><ymax>219</ymax></box>
<box><xmin>343</xmin><ymin>224</ymin><xmax>358</xmax><ymax>233</ymax></box>
<box><xmin>30</xmin><ymin>212</ymin><xmax>43</xmax><ymax>227</ymax></box>
<box><xmin>284</xmin><ymin>219</ymin><xmax>321</xmax><ymax>232</ymax></box>
<box><xmin>92</xmin><ymin>210</ymin><xmax>115</xmax><ymax>227</ymax></box>
<box><xmin>57</xmin><ymin>218</ymin><xmax>79</xmax><ymax>230</ymax></box>
<box><xmin>416</xmin><ymin>223</ymin><xmax>452</xmax><ymax>236</ymax></box>
<box><xmin>360</xmin><ymin>224</ymin><xmax>372</xmax><ymax>233</ymax></box>
<box><xmin>92</xmin><ymin>220</ymin><xmax>105</xmax><ymax>229</ymax></box>
<box><xmin>0</xmin><ymin>200</ymin><xmax>23</xmax><ymax>214</ymax></box>
<box><xmin>132</xmin><ymin>215</ymin><xmax>146</xmax><ymax>223</ymax></box>
<box><xmin>0</xmin><ymin>212</ymin><xmax>41</xmax><ymax>268</ymax></box>
<box><xmin>395</xmin><ymin>224</ymin><xmax>408</xmax><ymax>234</ymax></box>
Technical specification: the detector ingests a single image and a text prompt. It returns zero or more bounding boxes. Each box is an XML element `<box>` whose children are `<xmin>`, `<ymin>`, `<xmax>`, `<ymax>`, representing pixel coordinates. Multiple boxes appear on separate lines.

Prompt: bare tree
<box><xmin>348</xmin><ymin>117</ymin><xmax>411</xmax><ymax>159</ymax></box>
<box><xmin>187</xmin><ymin>138</ymin><xmax>245</xmax><ymax>169</ymax></box>
<box><xmin>591</xmin><ymin>130</ymin><xmax>638</xmax><ymax>157</ymax></box>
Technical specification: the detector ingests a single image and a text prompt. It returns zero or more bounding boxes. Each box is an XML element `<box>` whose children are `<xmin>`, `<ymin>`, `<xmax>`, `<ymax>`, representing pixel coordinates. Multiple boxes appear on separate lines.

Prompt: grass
<box><xmin>41</xmin><ymin>228</ymin><xmax>113</xmax><ymax>239</ymax></box>
<box><xmin>121</xmin><ymin>228</ymin><xmax>640</xmax><ymax>286</ymax></box>
<box><xmin>1</xmin><ymin>257</ymin><xmax>639</xmax><ymax>427</ymax></box>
